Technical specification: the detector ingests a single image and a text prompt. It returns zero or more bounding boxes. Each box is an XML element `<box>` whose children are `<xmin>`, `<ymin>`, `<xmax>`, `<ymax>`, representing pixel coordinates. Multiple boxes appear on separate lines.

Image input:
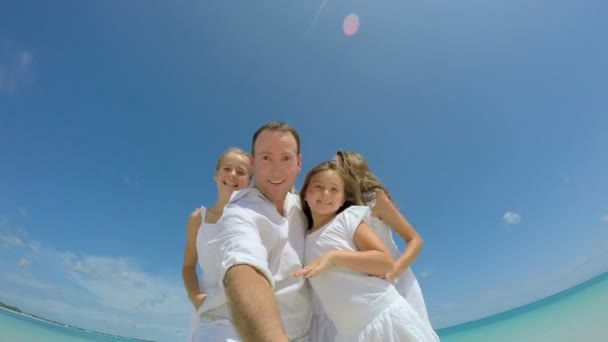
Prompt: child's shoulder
<box><xmin>329</xmin><ymin>206</ymin><xmax>371</xmax><ymax>238</ymax></box>
<box><xmin>338</xmin><ymin>205</ymin><xmax>370</xmax><ymax>225</ymax></box>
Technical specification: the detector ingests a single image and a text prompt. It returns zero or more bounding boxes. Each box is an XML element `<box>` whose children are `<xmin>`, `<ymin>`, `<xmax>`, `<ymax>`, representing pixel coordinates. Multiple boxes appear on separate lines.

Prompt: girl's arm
<box><xmin>294</xmin><ymin>221</ymin><xmax>393</xmax><ymax>278</ymax></box>
<box><xmin>181</xmin><ymin>208</ymin><xmax>207</xmax><ymax>309</ymax></box>
<box><xmin>373</xmin><ymin>189</ymin><xmax>423</xmax><ymax>280</ymax></box>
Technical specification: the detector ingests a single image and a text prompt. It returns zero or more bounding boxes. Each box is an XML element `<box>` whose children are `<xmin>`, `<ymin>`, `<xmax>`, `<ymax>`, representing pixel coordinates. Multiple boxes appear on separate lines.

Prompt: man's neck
<box><xmin>255</xmin><ymin>186</ymin><xmax>288</xmax><ymax>216</ymax></box>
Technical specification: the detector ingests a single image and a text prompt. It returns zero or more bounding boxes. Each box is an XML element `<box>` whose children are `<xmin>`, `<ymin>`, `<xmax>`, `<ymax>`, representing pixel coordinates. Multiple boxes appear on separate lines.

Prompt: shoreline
<box><xmin>0</xmin><ymin>304</ymin><xmax>154</xmax><ymax>342</ymax></box>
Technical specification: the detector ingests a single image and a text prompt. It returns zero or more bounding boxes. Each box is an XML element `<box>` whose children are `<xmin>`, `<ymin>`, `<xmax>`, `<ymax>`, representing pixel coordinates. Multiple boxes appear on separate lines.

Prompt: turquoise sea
<box><xmin>437</xmin><ymin>272</ymin><xmax>608</xmax><ymax>342</ymax></box>
<box><xmin>1</xmin><ymin>272</ymin><xmax>607</xmax><ymax>341</ymax></box>
<box><xmin>0</xmin><ymin>309</ymin><xmax>139</xmax><ymax>342</ymax></box>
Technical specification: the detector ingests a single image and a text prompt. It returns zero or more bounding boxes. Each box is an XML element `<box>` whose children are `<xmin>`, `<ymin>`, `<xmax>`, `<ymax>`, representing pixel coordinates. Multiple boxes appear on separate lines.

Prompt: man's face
<box><xmin>251</xmin><ymin>129</ymin><xmax>301</xmax><ymax>204</ymax></box>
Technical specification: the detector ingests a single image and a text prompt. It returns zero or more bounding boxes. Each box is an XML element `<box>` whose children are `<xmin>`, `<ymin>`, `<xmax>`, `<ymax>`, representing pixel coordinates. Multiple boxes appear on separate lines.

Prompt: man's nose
<box><xmin>270</xmin><ymin>160</ymin><xmax>282</xmax><ymax>171</ymax></box>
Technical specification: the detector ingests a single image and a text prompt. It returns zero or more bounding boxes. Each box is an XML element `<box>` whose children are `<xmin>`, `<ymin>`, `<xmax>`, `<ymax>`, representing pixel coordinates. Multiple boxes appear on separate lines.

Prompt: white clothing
<box><xmin>366</xmin><ymin>196</ymin><xmax>432</xmax><ymax>326</ymax></box>
<box><xmin>189</xmin><ymin>315</ymin><xmax>239</xmax><ymax>342</ymax></box>
<box><xmin>188</xmin><ymin>207</ymin><xmax>239</xmax><ymax>342</ymax></box>
<box><xmin>309</xmin><ymin>291</ymin><xmax>336</xmax><ymax>342</ymax></box>
<box><xmin>305</xmin><ymin>206</ymin><xmax>439</xmax><ymax>342</ymax></box>
<box><xmin>210</xmin><ymin>188</ymin><xmax>312</xmax><ymax>340</ymax></box>
<box><xmin>337</xmin><ymin>291</ymin><xmax>433</xmax><ymax>342</ymax></box>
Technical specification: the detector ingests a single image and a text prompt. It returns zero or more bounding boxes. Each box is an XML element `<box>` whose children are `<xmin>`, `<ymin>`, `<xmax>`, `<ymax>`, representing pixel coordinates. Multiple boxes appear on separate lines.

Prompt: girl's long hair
<box><xmin>336</xmin><ymin>150</ymin><xmax>391</xmax><ymax>203</ymax></box>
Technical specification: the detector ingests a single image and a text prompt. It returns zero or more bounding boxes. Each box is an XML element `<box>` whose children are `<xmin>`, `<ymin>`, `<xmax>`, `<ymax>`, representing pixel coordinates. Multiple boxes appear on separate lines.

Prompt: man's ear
<box><xmin>296</xmin><ymin>154</ymin><xmax>302</xmax><ymax>172</ymax></box>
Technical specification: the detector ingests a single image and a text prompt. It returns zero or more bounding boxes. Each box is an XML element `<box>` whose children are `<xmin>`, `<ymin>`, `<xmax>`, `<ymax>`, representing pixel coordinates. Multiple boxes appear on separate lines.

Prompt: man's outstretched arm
<box><xmin>224</xmin><ymin>265</ymin><xmax>288</xmax><ymax>342</ymax></box>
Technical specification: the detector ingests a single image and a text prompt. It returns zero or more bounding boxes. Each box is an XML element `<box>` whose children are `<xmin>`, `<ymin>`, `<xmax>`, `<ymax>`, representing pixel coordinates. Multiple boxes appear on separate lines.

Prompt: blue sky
<box><xmin>1</xmin><ymin>1</ymin><xmax>607</xmax><ymax>341</ymax></box>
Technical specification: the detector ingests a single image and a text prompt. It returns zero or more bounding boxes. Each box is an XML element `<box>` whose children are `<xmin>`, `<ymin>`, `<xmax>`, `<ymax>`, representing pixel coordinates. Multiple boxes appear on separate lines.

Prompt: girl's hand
<box><xmin>384</xmin><ymin>270</ymin><xmax>398</xmax><ymax>283</ymax></box>
<box><xmin>384</xmin><ymin>264</ymin><xmax>406</xmax><ymax>283</ymax></box>
<box><xmin>292</xmin><ymin>251</ymin><xmax>335</xmax><ymax>278</ymax></box>
<box><xmin>191</xmin><ymin>293</ymin><xmax>208</xmax><ymax>310</ymax></box>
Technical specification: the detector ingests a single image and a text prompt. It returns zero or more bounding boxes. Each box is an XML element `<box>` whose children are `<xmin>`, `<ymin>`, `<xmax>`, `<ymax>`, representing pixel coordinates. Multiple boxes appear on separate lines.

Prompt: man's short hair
<box><xmin>251</xmin><ymin>121</ymin><xmax>301</xmax><ymax>155</ymax></box>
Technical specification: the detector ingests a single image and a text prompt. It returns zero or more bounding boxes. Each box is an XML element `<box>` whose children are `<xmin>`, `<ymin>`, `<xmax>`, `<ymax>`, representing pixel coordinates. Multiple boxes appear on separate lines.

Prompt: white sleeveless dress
<box><xmin>305</xmin><ymin>206</ymin><xmax>439</xmax><ymax>342</ymax></box>
<box><xmin>366</xmin><ymin>196</ymin><xmax>432</xmax><ymax>327</ymax></box>
<box><xmin>187</xmin><ymin>206</ymin><xmax>240</xmax><ymax>342</ymax></box>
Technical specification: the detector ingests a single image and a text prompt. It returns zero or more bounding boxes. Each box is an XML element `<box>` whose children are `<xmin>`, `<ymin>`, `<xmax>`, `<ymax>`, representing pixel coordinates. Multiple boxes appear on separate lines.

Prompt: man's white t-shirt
<box><xmin>214</xmin><ymin>188</ymin><xmax>312</xmax><ymax>340</ymax></box>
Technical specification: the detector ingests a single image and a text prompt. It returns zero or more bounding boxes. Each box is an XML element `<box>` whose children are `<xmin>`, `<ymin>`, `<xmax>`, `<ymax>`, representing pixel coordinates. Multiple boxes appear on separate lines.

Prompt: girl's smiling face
<box><xmin>304</xmin><ymin>169</ymin><xmax>345</xmax><ymax>217</ymax></box>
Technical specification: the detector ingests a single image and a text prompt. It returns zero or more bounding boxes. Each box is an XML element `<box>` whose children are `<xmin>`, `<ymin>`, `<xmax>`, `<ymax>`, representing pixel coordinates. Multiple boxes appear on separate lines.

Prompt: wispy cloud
<box><xmin>601</xmin><ymin>215</ymin><xmax>608</xmax><ymax>225</ymax></box>
<box><xmin>0</xmin><ymin>44</ymin><xmax>34</xmax><ymax>94</ymax></box>
<box><xmin>123</xmin><ymin>176</ymin><xmax>141</xmax><ymax>187</ymax></box>
<box><xmin>503</xmin><ymin>211</ymin><xmax>521</xmax><ymax>225</ymax></box>
<box><xmin>64</xmin><ymin>254</ymin><xmax>186</xmax><ymax>315</ymax></box>
<box><xmin>420</xmin><ymin>269</ymin><xmax>434</xmax><ymax>279</ymax></box>
<box><xmin>429</xmin><ymin>241</ymin><xmax>608</xmax><ymax>329</ymax></box>
<box><xmin>0</xmin><ymin>233</ymin><xmax>25</xmax><ymax>247</ymax></box>
<box><xmin>0</xmin><ymin>225</ymin><xmax>190</xmax><ymax>342</ymax></box>
<box><xmin>17</xmin><ymin>257</ymin><xmax>31</xmax><ymax>269</ymax></box>
<box><xmin>0</xmin><ymin>223</ymin><xmax>36</xmax><ymax>250</ymax></box>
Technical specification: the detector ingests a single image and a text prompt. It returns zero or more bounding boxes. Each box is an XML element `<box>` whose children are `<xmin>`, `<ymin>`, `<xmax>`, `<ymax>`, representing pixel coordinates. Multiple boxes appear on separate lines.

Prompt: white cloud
<box><xmin>420</xmin><ymin>269</ymin><xmax>434</xmax><ymax>279</ymax></box>
<box><xmin>64</xmin><ymin>255</ymin><xmax>187</xmax><ymax>315</ymax></box>
<box><xmin>0</xmin><ymin>46</ymin><xmax>34</xmax><ymax>94</ymax></box>
<box><xmin>429</xmin><ymin>245</ymin><xmax>608</xmax><ymax>329</ymax></box>
<box><xmin>17</xmin><ymin>257</ymin><xmax>31</xmax><ymax>269</ymax></box>
<box><xmin>503</xmin><ymin>211</ymin><xmax>521</xmax><ymax>225</ymax></box>
<box><xmin>601</xmin><ymin>215</ymin><xmax>608</xmax><ymax>224</ymax></box>
<box><xmin>0</xmin><ymin>227</ymin><xmax>190</xmax><ymax>342</ymax></box>
<box><xmin>0</xmin><ymin>233</ymin><xmax>24</xmax><ymax>247</ymax></box>
<box><xmin>123</xmin><ymin>176</ymin><xmax>141</xmax><ymax>187</ymax></box>
<box><xmin>19</xmin><ymin>51</ymin><xmax>32</xmax><ymax>70</ymax></box>
<box><xmin>0</xmin><ymin>273</ymin><xmax>57</xmax><ymax>292</ymax></box>
<box><xmin>0</xmin><ymin>230</ymin><xmax>40</xmax><ymax>251</ymax></box>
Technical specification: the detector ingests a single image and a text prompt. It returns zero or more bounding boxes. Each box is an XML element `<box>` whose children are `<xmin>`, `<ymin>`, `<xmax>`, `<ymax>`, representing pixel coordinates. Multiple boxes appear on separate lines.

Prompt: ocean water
<box><xmin>0</xmin><ymin>308</ymin><xmax>137</xmax><ymax>342</ymax></box>
<box><xmin>437</xmin><ymin>272</ymin><xmax>608</xmax><ymax>342</ymax></box>
<box><xmin>1</xmin><ymin>272</ymin><xmax>607</xmax><ymax>341</ymax></box>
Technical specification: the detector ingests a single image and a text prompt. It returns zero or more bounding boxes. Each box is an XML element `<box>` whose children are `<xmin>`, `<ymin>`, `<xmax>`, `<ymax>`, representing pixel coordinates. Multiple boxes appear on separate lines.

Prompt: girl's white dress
<box><xmin>366</xmin><ymin>194</ymin><xmax>432</xmax><ymax>326</ymax></box>
<box><xmin>305</xmin><ymin>206</ymin><xmax>439</xmax><ymax>342</ymax></box>
<box><xmin>187</xmin><ymin>206</ymin><xmax>240</xmax><ymax>342</ymax></box>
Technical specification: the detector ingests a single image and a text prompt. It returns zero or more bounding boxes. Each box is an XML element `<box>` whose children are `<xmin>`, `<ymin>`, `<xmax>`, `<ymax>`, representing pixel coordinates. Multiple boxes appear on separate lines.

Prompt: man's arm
<box><xmin>224</xmin><ymin>265</ymin><xmax>288</xmax><ymax>342</ymax></box>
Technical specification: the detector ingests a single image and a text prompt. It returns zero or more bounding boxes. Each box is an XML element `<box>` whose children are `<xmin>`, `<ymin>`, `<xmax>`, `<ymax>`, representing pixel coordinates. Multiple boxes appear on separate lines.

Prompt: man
<box><xmin>214</xmin><ymin>121</ymin><xmax>312</xmax><ymax>341</ymax></box>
